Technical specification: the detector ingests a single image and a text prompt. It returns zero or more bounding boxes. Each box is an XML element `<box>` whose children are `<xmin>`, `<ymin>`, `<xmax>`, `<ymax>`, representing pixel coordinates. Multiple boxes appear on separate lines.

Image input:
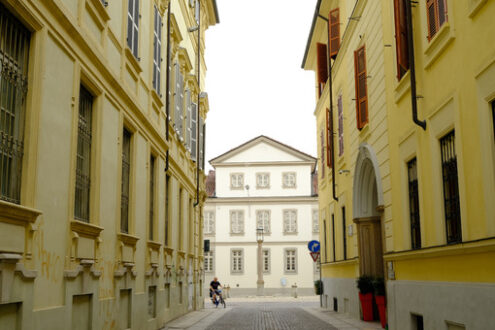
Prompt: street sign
<box><xmin>308</xmin><ymin>240</ymin><xmax>320</xmax><ymax>253</ymax></box>
<box><xmin>310</xmin><ymin>252</ymin><xmax>320</xmax><ymax>262</ymax></box>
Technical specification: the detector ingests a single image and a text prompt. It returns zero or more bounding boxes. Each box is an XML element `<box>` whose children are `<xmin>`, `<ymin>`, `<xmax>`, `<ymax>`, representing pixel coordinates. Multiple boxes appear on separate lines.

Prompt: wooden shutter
<box><xmin>316</xmin><ymin>43</ymin><xmax>328</xmax><ymax>97</ymax></box>
<box><xmin>329</xmin><ymin>8</ymin><xmax>340</xmax><ymax>59</ymax></box>
<box><xmin>326</xmin><ymin>109</ymin><xmax>332</xmax><ymax>168</ymax></box>
<box><xmin>394</xmin><ymin>0</ymin><xmax>409</xmax><ymax>80</ymax></box>
<box><xmin>320</xmin><ymin>129</ymin><xmax>325</xmax><ymax>178</ymax></box>
<box><xmin>338</xmin><ymin>95</ymin><xmax>344</xmax><ymax>157</ymax></box>
<box><xmin>354</xmin><ymin>46</ymin><xmax>368</xmax><ymax>130</ymax></box>
<box><xmin>186</xmin><ymin>90</ymin><xmax>192</xmax><ymax>151</ymax></box>
<box><xmin>153</xmin><ymin>6</ymin><xmax>162</xmax><ymax>93</ymax></box>
<box><xmin>191</xmin><ymin>103</ymin><xmax>197</xmax><ymax>161</ymax></box>
<box><xmin>427</xmin><ymin>0</ymin><xmax>447</xmax><ymax>41</ymax></box>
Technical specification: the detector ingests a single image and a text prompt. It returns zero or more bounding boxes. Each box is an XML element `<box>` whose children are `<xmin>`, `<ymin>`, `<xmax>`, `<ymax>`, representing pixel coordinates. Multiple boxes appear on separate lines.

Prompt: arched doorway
<box><xmin>353</xmin><ymin>144</ymin><xmax>385</xmax><ymax>277</ymax></box>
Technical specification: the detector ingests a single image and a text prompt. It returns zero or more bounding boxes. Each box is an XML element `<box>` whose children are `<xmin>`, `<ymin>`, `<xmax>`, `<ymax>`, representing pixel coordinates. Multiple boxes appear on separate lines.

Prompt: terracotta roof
<box><xmin>205</xmin><ymin>170</ymin><xmax>216</xmax><ymax>197</ymax></box>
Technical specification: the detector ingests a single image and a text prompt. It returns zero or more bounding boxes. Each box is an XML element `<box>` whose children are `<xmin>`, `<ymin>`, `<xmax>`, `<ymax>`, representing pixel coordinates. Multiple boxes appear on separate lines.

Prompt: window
<box><xmin>354</xmin><ymin>46</ymin><xmax>368</xmax><ymax>130</ymax></box>
<box><xmin>440</xmin><ymin>131</ymin><xmax>461</xmax><ymax>243</ymax></box>
<box><xmin>427</xmin><ymin>0</ymin><xmax>448</xmax><ymax>41</ymax></box>
<box><xmin>165</xmin><ymin>174</ymin><xmax>170</xmax><ymax>246</ymax></box>
<box><xmin>337</xmin><ymin>94</ymin><xmax>344</xmax><ymax>157</ymax></box>
<box><xmin>149</xmin><ymin>155</ymin><xmax>155</xmax><ymax>240</ymax></box>
<box><xmin>186</xmin><ymin>90</ymin><xmax>192</xmax><ymax>152</ymax></box>
<box><xmin>342</xmin><ymin>207</ymin><xmax>347</xmax><ymax>260</ymax></box>
<box><xmin>316</xmin><ymin>43</ymin><xmax>328</xmax><ymax>97</ymax></box>
<box><xmin>121</xmin><ymin>128</ymin><xmax>132</xmax><ymax>233</ymax></box>
<box><xmin>152</xmin><ymin>6</ymin><xmax>162</xmax><ymax>93</ymax></box>
<box><xmin>328</xmin><ymin>8</ymin><xmax>340</xmax><ymax>59</ymax></box>
<box><xmin>394</xmin><ymin>0</ymin><xmax>410</xmax><ymax>80</ymax></box>
<box><xmin>204</xmin><ymin>211</ymin><xmax>215</xmax><ymax>235</ymax></box>
<box><xmin>284</xmin><ymin>249</ymin><xmax>297</xmax><ymax>273</ymax></box>
<box><xmin>199</xmin><ymin>116</ymin><xmax>205</xmax><ymax>170</ymax></box>
<box><xmin>174</xmin><ymin>62</ymin><xmax>184</xmax><ymax>139</ymax></box>
<box><xmin>148</xmin><ymin>286</ymin><xmax>156</xmax><ymax>319</ymax></box>
<box><xmin>263</xmin><ymin>249</ymin><xmax>270</xmax><ymax>273</ymax></box>
<box><xmin>256</xmin><ymin>210</ymin><xmax>271</xmax><ymax>234</ymax></box>
<box><xmin>204</xmin><ymin>251</ymin><xmax>214</xmax><ymax>272</ymax></box>
<box><xmin>190</xmin><ymin>102</ymin><xmax>198</xmax><ymax>161</ymax></box>
<box><xmin>408</xmin><ymin>158</ymin><xmax>421</xmax><ymax>249</ymax></box>
<box><xmin>0</xmin><ymin>6</ymin><xmax>30</xmax><ymax>205</ymax></box>
<box><xmin>320</xmin><ymin>129</ymin><xmax>325</xmax><ymax>178</ymax></box>
<box><xmin>326</xmin><ymin>108</ymin><xmax>333</xmax><ymax>168</ymax></box>
<box><xmin>312</xmin><ymin>209</ymin><xmax>319</xmax><ymax>233</ymax></box>
<box><xmin>127</xmin><ymin>0</ymin><xmax>140</xmax><ymax>58</ymax></box>
<box><xmin>230</xmin><ymin>173</ymin><xmax>244</xmax><ymax>189</ymax></box>
<box><xmin>178</xmin><ymin>188</ymin><xmax>183</xmax><ymax>249</ymax></box>
<box><xmin>256</xmin><ymin>173</ymin><xmax>270</xmax><ymax>189</ymax></box>
<box><xmin>74</xmin><ymin>86</ymin><xmax>93</xmax><ymax>222</ymax></box>
<box><xmin>331</xmin><ymin>213</ymin><xmax>336</xmax><ymax>261</ymax></box>
<box><xmin>231</xmin><ymin>249</ymin><xmax>243</xmax><ymax>273</ymax></box>
<box><xmin>283</xmin><ymin>172</ymin><xmax>296</xmax><ymax>188</ymax></box>
<box><xmin>283</xmin><ymin>210</ymin><xmax>297</xmax><ymax>234</ymax></box>
<box><xmin>230</xmin><ymin>210</ymin><xmax>244</xmax><ymax>234</ymax></box>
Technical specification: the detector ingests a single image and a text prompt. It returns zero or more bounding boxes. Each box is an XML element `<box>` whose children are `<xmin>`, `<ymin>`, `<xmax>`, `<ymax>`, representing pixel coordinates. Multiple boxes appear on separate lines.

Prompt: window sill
<box><xmin>358</xmin><ymin>123</ymin><xmax>371</xmax><ymax>141</ymax></box>
<box><xmin>230</xmin><ymin>187</ymin><xmax>244</xmax><ymax>190</ymax></box>
<box><xmin>424</xmin><ymin>22</ymin><xmax>455</xmax><ymax>70</ymax></box>
<box><xmin>0</xmin><ymin>200</ymin><xmax>42</xmax><ymax>226</ymax></box>
<box><xmin>204</xmin><ymin>232</ymin><xmax>215</xmax><ymax>237</ymax></box>
<box><xmin>230</xmin><ymin>232</ymin><xmax>245</xmax><ymax>236</ymax></box>
<box><xmin>87</xmin><ymin>0</ymin><xmax>110</xmax><ymax>22</ymax></box>
<box><xmin>283</xmin><ymin>232</ymin><xmax>298</xmax><ymax>236</ymax></box>
<box><xmin>118</xmin><ymin>232</ymin><xmax>140</xmax><ymax>246</ymax></box>
<box><xmin>394</xmin><ymin>70</ymin><xmax>411</xmax><ymax>103</ymax></box>
<box><xmin>71</xmin><ymin>220</ymin><xmax>104</xmax><ymax>238</ymax></box>
<box><xmin>282</xmin><ymin>186</ymin><xmax>297</xmax><ymax>189</ymax></box>
<box><xmin>125</xmin><ymin>47</ymin><xmax>142</xmax><ymax>74</ymax></box>
<box><xmin>468</xmin><ymin>0</ymin><xmax>488</xmax><ymax>18</ymax></box>
<box><xmin>151</xmin><ymin>88</ymin><xmax>163</xmax><ymax>108</ymax></box>
<box><xmin>256</xmin><ymin>186</ymin><xmax>270</xmax><ymax>190</ymax></box>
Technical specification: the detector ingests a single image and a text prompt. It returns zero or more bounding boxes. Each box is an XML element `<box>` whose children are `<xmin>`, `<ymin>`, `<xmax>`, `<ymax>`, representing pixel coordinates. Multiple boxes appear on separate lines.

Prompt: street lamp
<box><xmin>256</xmin><ymin>226</ymin><xmax>264</xmax><ymax>296</ymax></box>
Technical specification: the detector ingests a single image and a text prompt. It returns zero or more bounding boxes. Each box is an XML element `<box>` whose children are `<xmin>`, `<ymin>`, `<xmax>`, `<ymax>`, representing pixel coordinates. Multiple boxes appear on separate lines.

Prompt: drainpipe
<box><xmin>193</xmin><ymin>0</ymin><xmax>201</xmax><ymax>207</ymax></box>
<box><xmin>405</xmin><ymin>0</ymin><xmax>426</xmax><ymax>130</ymax></box>
<box><xmin>164</xmin><ymin>0</ymin><xmax>172</xmax><ymax>172</ymax></box>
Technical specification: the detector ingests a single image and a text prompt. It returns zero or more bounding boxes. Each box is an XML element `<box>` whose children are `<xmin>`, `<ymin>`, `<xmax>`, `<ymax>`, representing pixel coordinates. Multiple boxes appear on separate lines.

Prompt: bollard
<box><xmin>225</xmin><ymin>285</ymin><xmax>230</xmax><ymax>298</ymax></box>
<box><xmin>291</xmin><ymin>283</ymin><xmax>298</xmax><ymax>298</ymax></box>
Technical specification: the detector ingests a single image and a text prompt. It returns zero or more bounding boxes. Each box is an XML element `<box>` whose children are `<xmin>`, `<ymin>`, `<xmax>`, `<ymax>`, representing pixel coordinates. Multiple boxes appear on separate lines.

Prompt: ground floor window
<box><xmin>284</xmin><ymin>249</ymin><xmax>297</xmax><ymax>273</ymax></box>
<box><xmin>231</xmin><ymin>249</ymin><xmax>243</xmax><ymax>273</ymax></box>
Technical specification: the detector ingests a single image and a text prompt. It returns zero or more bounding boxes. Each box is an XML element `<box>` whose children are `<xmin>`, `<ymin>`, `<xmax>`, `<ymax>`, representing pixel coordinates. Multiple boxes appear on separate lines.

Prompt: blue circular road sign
<box><xmin>308</xmin><ymin>240</ymin><xmax>320</xmax><ymax>253</ymax></box>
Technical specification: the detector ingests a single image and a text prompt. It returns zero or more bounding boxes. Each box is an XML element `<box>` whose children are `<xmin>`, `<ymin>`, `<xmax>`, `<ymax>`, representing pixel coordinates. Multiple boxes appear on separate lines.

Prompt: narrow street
<box><xmin>162</xmin><ymin>297</ymin><xmax>382</xmax><ymax>330</ymax></box>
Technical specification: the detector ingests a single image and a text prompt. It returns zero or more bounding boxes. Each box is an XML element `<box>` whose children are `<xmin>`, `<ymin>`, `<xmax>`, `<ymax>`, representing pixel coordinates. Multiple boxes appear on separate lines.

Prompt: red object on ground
<box><xmin>359</xmin><ymin>292</ymin><xmax>374</xmax><ymax>321</ymax></box>
<box><xmin>375</xmin><ymin>295</ymin><xmax>387</xmax><ymax>328</ymax></box>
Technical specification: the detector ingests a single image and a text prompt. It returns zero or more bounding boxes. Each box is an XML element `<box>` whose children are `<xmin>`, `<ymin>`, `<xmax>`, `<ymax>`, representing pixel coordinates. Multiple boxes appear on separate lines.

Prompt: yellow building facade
<box><xmin>0</xmin><ymin>0</ymin><xmax>218</xmax><ymax>329</ymax></box>
<box><xmin>303</xmin><ymin>0</ymin><xmax>495</xmax><ymax>329</ymax></box>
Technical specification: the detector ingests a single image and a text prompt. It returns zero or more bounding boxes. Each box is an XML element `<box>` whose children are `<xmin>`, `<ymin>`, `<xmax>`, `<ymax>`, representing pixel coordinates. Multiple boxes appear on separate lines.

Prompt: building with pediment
<box><xmin>204</xmin><ymin>136</ymin><xmax>320</xmax><ymax>296</ymax></box>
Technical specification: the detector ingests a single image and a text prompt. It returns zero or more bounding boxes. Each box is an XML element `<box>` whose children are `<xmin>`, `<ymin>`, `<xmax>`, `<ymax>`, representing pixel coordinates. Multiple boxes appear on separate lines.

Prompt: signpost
<box><xmin>308</xmin><ymin>240</ymin><xmax>322</xmax><ymax>307</ymax></box>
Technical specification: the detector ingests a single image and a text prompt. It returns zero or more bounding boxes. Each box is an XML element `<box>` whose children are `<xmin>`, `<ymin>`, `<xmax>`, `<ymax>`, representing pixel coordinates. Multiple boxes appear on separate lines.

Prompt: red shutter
<box><xmin>354</xmin><ymin>46</ymin><xmax>368</xmax><ymax>130</ymax></box>
<box><xmin>320</xmin><ymin>129</ymin><xmax>325</xmax><ymax>178</ymax></box>
<box><xmin>394</xmin><ymin>0</ymin><xmax>409</xmax><ymax>80</ymax></box>
<box><xmin>329</xmin><ymin>8</ymin><xmax>340</xmax><ymax>60</ymax></box>
<box><xmin>326</xmin><ymin>108</ymin><xmax>332</xmax><ymax>168</ymax></box>
<box><xmin>316</xmin><ymin>43</ymin><xmax>328</xmax><ymax>97</ymax></box>
<box><xmin>426</xmin><ymin>0</ymin><xmax>437</xmax><ymax>40</ymax></box>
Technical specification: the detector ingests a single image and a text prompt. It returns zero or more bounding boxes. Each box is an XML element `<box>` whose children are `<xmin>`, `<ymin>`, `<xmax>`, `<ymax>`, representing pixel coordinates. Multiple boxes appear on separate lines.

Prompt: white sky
<box><xmin>204</xmin><ymin>0</ymin><xmax>317</xmax><ymax>170</ymax></box>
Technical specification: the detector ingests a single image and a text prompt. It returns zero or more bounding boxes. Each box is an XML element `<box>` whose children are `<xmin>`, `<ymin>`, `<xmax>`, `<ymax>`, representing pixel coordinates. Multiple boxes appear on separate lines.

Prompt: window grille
<box><xmin>149</xmin><ymin>155</ymin><xmax>155</xmax><ymax>240</ymax></box>
<box><xmin>331</xmin><ymin>213</ymin><xmax>336</xmax><ymax>261</ymax></box>
<box><xmin>121</xmin><ymin>129</ymin><xmax>131</xmax><ymax>233</ymax></box>
<box><xmin>0</xmin><ymin>5</ymin><xmax>30</xmax><ymax>204</ymax></box>
<box><xmin>408</xmin><ymin>158</ymin><xmax>421</xmax><ymax>249</ymax></box>
<box><xmin>426</xmin><ymin>0</ymin><xmax>447</xmax><ymax>40</ymax></box>
<box><xmin>152</xmin><ymin>6</ymin><xmax>162</xmax><ymax>93</ymax></box>
<box><xmin>283</xmin><ymin>210</ymin><xmax>297</xmax><ymax>233</ymax></box>
<box><xmin>285</xmin><ymin>249</ymin><xmax>296</xmax><ymax>272</ymax></box>
<box><xmin>74</xmin><ymin>86</ymin><xmax>93</xmax><ymax>222</ymax></box>
<box><xmin>256</xmin><ymin>210</ymin><xmax>270</xmax><ymax>234</ymax></box>
<box><xmin>127</xmin><ymin>0</ymin><xmax>140</xmax><ymax>58</ymax></box>
<box><xmin>231</xmin><ymin>250</ymin><xmax>243</xmax><ymax>273</ymax></box>
<box><xmin>342</xmin><ymin>207</ymin><xmax>347</xmax><ymax>260</ymax></box>
<box><xmin>440</xmin><ymin>131</ymin><xmax>461</xmax><ymax>243</ymax></box>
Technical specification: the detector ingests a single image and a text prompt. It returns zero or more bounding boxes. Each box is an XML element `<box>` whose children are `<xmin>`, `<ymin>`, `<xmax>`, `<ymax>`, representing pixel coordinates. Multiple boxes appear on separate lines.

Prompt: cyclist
<box><xmin>209</xmin><ymin>277</ymin><xmax>222</xmax><ymax>306</ymax></box>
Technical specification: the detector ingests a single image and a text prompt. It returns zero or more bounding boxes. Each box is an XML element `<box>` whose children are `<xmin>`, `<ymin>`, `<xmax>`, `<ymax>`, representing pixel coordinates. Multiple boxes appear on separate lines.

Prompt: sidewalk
<box><xmin>161</xmin><ymin>296</ymin><xmax>383</xmax><ymax>330</ymax></box>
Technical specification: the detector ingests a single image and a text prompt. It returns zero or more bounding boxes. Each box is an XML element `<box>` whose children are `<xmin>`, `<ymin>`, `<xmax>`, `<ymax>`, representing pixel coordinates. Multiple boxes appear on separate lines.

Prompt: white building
<box><xmin>204</xmin><ymin>136</ymin><xmax>319</xmax><ymax>296</ymax></box>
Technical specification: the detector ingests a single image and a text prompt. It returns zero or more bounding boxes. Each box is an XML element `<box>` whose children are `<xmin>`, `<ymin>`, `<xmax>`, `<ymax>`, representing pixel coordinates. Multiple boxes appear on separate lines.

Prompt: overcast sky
<box><xmin>204</xmin><ymin>0</ymin><xmax>317</xmax><ymax>170</ymax></box>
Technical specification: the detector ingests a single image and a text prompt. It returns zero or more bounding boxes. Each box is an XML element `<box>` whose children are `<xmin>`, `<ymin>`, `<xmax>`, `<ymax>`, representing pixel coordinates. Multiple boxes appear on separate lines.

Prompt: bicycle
<box><xmin>211</xmin><ymin>289</ymin><xmax>226</xmax><ymax>308</ymax></box>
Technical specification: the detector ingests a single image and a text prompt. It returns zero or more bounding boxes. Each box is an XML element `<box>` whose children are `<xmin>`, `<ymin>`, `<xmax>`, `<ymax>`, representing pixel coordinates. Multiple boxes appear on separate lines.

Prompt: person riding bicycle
<box><xmin>209</xmin><ymin>277</ymin><xmax>222</xmax><ymax>306</ymax></box>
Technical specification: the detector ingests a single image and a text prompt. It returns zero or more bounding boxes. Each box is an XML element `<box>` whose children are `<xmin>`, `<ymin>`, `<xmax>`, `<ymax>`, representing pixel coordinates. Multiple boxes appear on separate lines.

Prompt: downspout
<box><xmin>405</xmin><ymin>0</ymin><xmax>426</xmax><ymax>130</ymax></box>
<box><xmin>164</xmin><ymin>1</ymin><xmax>172</xmax><ymax>172</ymax></box>
<box><xmin>317</xmin><ymin>14</ymin><xmax>338</xmax><ymax>202</ymax></box>
<box><xmin>194</xmin><ymin>0</ymin><xmax>201</xmax><ymax>207</ymax></box>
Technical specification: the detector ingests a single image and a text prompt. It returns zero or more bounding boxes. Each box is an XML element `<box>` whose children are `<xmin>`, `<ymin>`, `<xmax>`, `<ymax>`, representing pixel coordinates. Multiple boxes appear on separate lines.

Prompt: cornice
<box><xmin>206</xmin><ymin>196</ymin><xmax>318</xmax><ymax>204</ymax></box>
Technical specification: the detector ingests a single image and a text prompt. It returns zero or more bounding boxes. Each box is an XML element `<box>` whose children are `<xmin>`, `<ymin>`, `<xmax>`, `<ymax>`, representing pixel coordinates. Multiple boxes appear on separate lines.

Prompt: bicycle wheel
<box><xmin>220</xmin><ymin>296</ymin><xmax>226</xmax><ymax>308</ymax></box>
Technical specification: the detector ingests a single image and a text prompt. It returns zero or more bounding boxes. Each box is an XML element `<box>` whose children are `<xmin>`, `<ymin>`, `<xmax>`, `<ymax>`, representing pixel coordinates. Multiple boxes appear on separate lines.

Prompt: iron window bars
<box><xmin>407</xmin><ymin>158</ymin><xmax>421</xmax><ymax>249</ymax></box>
<box><xmin>121</xmin><ymin>128</ymin><xmax>131</xmax><ymax>233</ymax></box>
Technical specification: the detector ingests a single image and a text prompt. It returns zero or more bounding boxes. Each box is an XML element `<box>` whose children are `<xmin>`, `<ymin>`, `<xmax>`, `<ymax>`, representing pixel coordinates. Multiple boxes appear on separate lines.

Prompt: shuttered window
<box><xmin>165</xmin><ymin>174</ymin><xmax>170</xmax><ymax>246</ymax></box>
<box><xmin>320</xmin><ymin>129</ymin><xmax>325</xmax><ymax>178</ymax></box>
<box><xmin>152</xmin><ymin>6</ymin><xmax>162</xmax><ymax>93</ymax></box>
<box><xmin>121</xmin><ymin>129</ymin><xmax>132</xmax><ymax>233</ymax></box>
<box><xmin>0</xmin><ymin>6</ymin><xmax>30</xmax><ymax>205</ymax></box>
<box><xmin>408</xmin><ymin>158</ymin><xmax>421</xmax><ymax>249</ymax></box>
<box><xmin>328</xmin><ymin>8</ymin><xmax>340</xmax><ymax>59</ymax></box>
<box><xmin>149</xmin><ymin>155</ymin><xmax>155</xmax><ymax>240</ymax></box>
<box><xmin>337</xmin><ymin>94</ymin><xmax>344</xmax><ymax>157</ymax></box>
<box><xmin>394</xmin><ymin>0</ymin><xmax>409</xmax><ymax>80</ymax></box>
<box><xmin>174</xmin><ymin>62</ymin><xmax>184</xmax><ymax>139</ymax></box>
<box><xmin>354</xmin><ymin>46</ymin><xmax>368</xmax><ymax>130</ymax></box>
<box><xmin>127</xmin><ymin>0</ymin><xmax>140</xmax><ymax>58</ymax></box>
<box><xmin>199</xmin><ymin>117</ymin><xmax>205</xmax><ymax>170</ymax></box>
<box><xmin>283</xmin><ymin>210</ymin><xmax>297</xmax><ymax>234</ymax></box>
<box><xmin>75</xmin><ymin>86</ymin><xmax>93</xmax><ymax>222</ymax></box>
<box><xmin>256</xmin><ymin>210</ymin><xmax>271</xmax><ymax>234</ymax></box>
<box><xmin>316</xmin><ymin>43</ymin><xmax>328</xmax><ymax>98</ymax></box>
<box><xmin>230</xmin><ymin>210</ymin><xmax>244</xmax><ymax>234</ymax></box>
<box><xmin>427</xmin><ymin>0</ymin><xmax>448</xmax><ymax>41</ymax></box>
<box><xmin>326</xmin><ymin>108</ymin><xmax>333</xmax><ymax>168</ymax></box>
<box><xmin>440</xmin><ymin>131</ymin><xmax>461</xmax><ymax>244</ymax></box>
<box><xmin>342</xmin><ymin>207</ymin><xmax>347</xmax><ymax>260</ymax></box>
<box><xmin>190</xmin><ymin>102</ymin><xmax>198</xmax><ymax>161</ymax></box>
<box><xmin>186</xmin><ymin>90</ymin><xmax>192</xmax><ymax>152</ymax></box>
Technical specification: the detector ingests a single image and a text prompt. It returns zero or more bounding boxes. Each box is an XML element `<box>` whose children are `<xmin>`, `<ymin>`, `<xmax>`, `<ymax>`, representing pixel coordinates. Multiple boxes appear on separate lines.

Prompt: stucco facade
<box><xmin>303</xmin><ymin>0</ymin><xmax>495</xmax><ymax>329</ymax></box>
<box><xmin>204</xmin><ymin>136</ymin><xmax>319</xmax><ymax>296</ymax></box>
<box><xmin>0</xmin><ymin>0</ymin><xmax>218</xmax><ymax>329</ymax></box>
